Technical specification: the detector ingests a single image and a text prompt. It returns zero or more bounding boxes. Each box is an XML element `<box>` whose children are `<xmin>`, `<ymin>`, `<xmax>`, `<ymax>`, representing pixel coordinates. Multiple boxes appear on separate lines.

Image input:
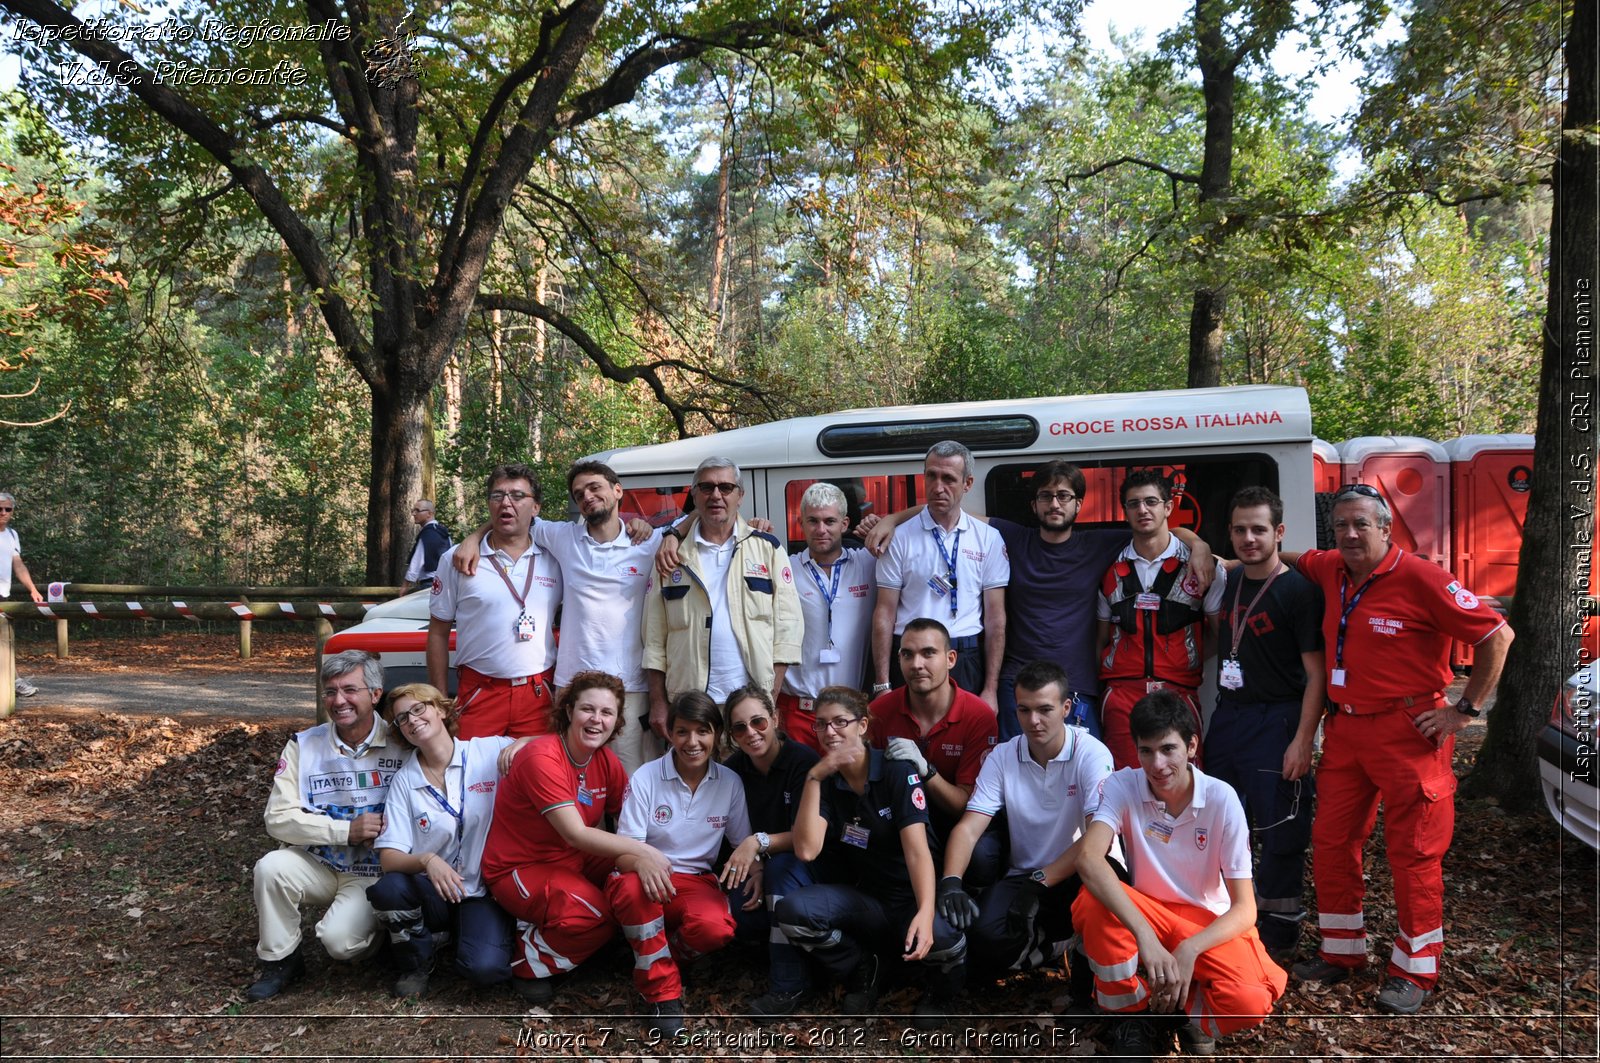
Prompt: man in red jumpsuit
<box><xmin>1291</xmin><ymin>485</ymin><xmax>1512</xmax><ymax>1015</ymax></box>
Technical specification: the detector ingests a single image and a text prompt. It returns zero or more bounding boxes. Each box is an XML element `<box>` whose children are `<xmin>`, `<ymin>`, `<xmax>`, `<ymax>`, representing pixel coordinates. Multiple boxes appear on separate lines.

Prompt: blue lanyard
<box><xmin>804</xmin><ymin>556</ymin><xmax>844</xmax><ymax>642</ymax></box>
<box><xmin>929</xmin><ymin>524</ymin><xmax>961</xmax><ymax>618</ymax></box>
<box><xmin>422</xmin><ymin>749</ymin><xmax>467</xmax><ymax>851</ymax></box>
<box><xmin>1335</xmin><ymin>556</ymin><xmax>1394</xmax><ymax>670</ymax></box>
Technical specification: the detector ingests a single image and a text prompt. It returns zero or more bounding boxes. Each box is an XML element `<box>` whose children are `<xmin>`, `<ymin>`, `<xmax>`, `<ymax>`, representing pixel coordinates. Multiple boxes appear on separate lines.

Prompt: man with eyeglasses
<box><xmin>246</xmin><ymin>650</ymin><xmax>402</xmax><ymax>1001</ymax></box>
<box><xmin>399</xmin><ymin>499</ymin><xmax>453</xmax><ymax>595</ymax></box>
<box><xmin>0</xmin><ymin>491</ymin><xmax>45</xmax><ymax>699</ymax></box>
<box><xmin>1289</xmin><ymin>483</ymin><xmax>1512</xmax><ymax>1016</ymax></box>
<box><xmin>1097</xmin><ymin>471</ymin><xmax>1226</xmax><ymax>770</ymax></box>
<box><xmin>871</xmin><ymin>440</ymin><xmax>1010</xmax><ymax>710</ymax></box>
<box><xmin>1203</xmin><ymin>486</ymin><xmax>1324</xmax><ymax>964</ymax></box>
<box><xmin>643</xmin><ymin>457</ymin><xmax>802</xmax><ymax>740</ymax></box>
<box><xmin>428</xmin><ymin>463</ymin><xmax>563</xmax><ymax>738</ymax></box>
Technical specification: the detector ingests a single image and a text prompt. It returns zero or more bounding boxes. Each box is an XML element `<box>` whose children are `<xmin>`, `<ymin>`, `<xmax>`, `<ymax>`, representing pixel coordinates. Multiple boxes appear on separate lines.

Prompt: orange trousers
<box><xmin>1072</xmin><ymin>883</ymin><xmax>1286</xmax><ymax>1038</ymax></box>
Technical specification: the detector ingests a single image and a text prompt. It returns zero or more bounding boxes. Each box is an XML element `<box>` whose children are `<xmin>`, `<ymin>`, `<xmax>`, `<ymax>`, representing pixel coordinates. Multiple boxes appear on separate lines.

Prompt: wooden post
<box><xmin>0</xmin><ymin>614</ymin><xmax>15</xmax><ymax>718</ymax></box>
<box><xmin>313</xmin><ymin>618</ymin><xmax>333</xmax><ymax>725</ymax></box>
<box><xmin>239</xmin><ymin>619</ymin><xmax>253</xmax><ymax>659</ymax></box>
<box><xmin>54</xmin><ymin>618</ymin><xmax>69</xmax><ymax>659</ymax></box>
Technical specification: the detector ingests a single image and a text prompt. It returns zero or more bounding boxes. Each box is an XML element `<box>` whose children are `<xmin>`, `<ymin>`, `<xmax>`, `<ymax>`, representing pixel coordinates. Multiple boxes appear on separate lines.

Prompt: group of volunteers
<box><xmin>243</xmin><ymin>443</ymin><xmax>1512</xmax><ymax>1058</ymax></box>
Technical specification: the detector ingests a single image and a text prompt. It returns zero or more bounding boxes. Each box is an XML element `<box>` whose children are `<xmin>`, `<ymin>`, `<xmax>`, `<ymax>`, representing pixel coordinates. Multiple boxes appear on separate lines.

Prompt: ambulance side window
<box><xmin>621</xmin><ymin>484</ymin><xmax>691</xmax><ymax>529</ymax></box>
<box><xmin>783</xmin><ymin>475</ymin><xmax>924</xmax><ymax>555</ymax></box>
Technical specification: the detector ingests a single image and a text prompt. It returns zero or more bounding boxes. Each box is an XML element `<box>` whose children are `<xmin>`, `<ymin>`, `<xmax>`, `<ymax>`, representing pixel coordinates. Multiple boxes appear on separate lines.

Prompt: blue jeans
<box><xmin>731</xmin><ymin>853</ymin><xmax>815</xmax><ymax>994</ymax></box>
<box><xmin>996</xmin><ymin>658</ymin><xmax>1101</xmax><ymax>742</ymax></box>
<box><xmin>366</xmin><ymin>870</ymin><xmax>514</xmax><ymax>986</ymax></box>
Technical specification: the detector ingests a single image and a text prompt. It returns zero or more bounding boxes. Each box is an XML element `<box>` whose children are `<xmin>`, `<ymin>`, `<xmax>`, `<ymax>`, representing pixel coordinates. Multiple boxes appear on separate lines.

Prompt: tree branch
<box><xmin>1057</xmin><ymin>156</ymin><xmax>1201</xmax><ymax>213</ymax></box>
<box><xmin>250</xmin><ymin>109</ymin><xmax>354</xmax><ymax>139</ymax></box>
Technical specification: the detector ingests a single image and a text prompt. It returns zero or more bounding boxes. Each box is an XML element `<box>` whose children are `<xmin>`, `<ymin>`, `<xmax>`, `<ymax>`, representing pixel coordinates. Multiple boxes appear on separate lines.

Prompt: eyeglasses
<box><xmin>731</xmin><ymin>715</ymin><xmax>771</xmax><ymax>736</ymax></box>
<box><xmin>322</xmin><ymin>684</ymin><xmax>369</xmax><ymax>701</ymax></box>
<box><xmin>693</xmin><ymin>481</ymin><xmax>740</xmax><ymax>496</ymax></box>
<box><xmin>390</xmin><ymin>704</ymin><xmax>429</xmax><ymax>726</ymax></box>
<box><xmin>488</xmin><ymin>490</ymin><xmax>534</xmax><ymax>503</ymax></box>
<box><xmin>1123</xmin><ymin>496</ymin><xmax>1167</xmax><ymax>511</ymax></box>
<box><xmin>1034</xmin><ymin>490</ymin><xmax>1079</xmax><ymax>505</ymax></box>
<box><xmin>1335</xmin><ymin>483</ymin><xmax>1382</xmax><ymax>502</ymax></box>
<box><xmin>1251</xmin><ymin>773</ymin><xmax>1303</xmax><ymax>833</ymax></box>
<box><xmin>813</xmin><ymin>715</ymin><xmax>862</xmax><ymax>734</ymax></box>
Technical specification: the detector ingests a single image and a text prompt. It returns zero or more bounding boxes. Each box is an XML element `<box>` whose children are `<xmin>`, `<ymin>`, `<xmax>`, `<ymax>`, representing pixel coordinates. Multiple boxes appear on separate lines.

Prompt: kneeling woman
<box><xmin>608</xmin><ymin>692</ymin><xmax>759</xmax><ymax>1038</ymax></box>
<box><xmin>480</xmin><ymin>671</ymin><xmax>670</xmax><ymax>1004</ymax></box>
<box><xmin>369</xmin><ymin>683</ymin><xmax>520</xmax><ymax>997</ymax></box>
<box><xmin>775</xmin><ymin>686</ymin><xmax>966</xmax><ymax>1026</ymax></box>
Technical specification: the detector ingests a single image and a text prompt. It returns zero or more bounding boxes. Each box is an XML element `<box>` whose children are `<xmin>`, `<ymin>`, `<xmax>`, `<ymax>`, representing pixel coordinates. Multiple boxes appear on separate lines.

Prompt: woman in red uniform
<box><xmin>481</xmin><ymin>670</ymin><xmax>673</xmax><ymax>1005</ymax></box>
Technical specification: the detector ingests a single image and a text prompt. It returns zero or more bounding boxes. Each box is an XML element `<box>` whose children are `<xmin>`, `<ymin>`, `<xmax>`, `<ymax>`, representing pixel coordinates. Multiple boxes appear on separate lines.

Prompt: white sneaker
<box><xmin>14</xmin><ymin>678</ymin><xmax>38</xmax><ymax>697</ymax></box>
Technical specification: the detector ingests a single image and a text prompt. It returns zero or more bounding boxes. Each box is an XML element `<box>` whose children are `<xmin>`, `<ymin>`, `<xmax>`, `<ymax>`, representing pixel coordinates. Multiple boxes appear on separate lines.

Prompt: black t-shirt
<box><xmin>1215</xmin><ymin>565</ymin><xmax>1325</xmax><ymax>703</ymax></box>
<box><xmin>816</xmin><ymin>748</ymin><xmax>934</xmax><ymax>896</ymax></box>
<box><xmin>724</xmin><ymin>739</ymin><xmax>821</xmax><ymax>834</ymax></box>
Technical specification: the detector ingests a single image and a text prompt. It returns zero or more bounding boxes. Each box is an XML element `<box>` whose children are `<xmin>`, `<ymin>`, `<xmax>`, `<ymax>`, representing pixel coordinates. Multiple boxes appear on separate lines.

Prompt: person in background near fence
<box><xmin>428</xmin><ymin>464</ymin><xmax>562</xmax><ymax>739</ymax></box>
<box><xmin>247</xmin><ymin>650</ymin><xmax>402</xmax><ymax>1001</ymax></box>
<box><xmin>369</xmin><ymin>683</ymin><xmax>526</xmax><ymax>999</ymax></box>
<box><xmin>400</xmin><ymin>500</ymin><xmax>453</xmax><ymax>595</ymax></box>
<box><xmin>0</xmin><ymin>491</ymin><xmax>45</xmax><ymax>698</ymax></box>
<box><xmin>1204</xmin><ymin>486</ymin><xmax>1324</xmax><ymax>964</ymax></box>
<box><xmin>1289</xmin><ymin>484</ymin><xmax>1513</xmax><ymax>1016</ymax></box>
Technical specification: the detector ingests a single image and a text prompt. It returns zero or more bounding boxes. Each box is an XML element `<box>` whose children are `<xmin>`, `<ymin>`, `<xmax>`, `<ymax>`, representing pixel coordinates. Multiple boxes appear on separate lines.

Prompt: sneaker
<box><xmin>1375</xmin><ymin>976</ymin><xmax>1431</xmax><ymax>1015</ymax></box>
<box><xmin>841</xmin><ymin>953</ymin><xmax>882</xmax><ymax>1014</ymax></box>
<box><xmin>645</xmin><ymin>997</ymin><xmax>686</xmax><ymax>1038</ymax></box>
<box><xmin>14</xmin><ymin>678</ymin><xmax>37</xmax><ymax>698</ymax></box>
<box><xmin>911</xmin><ymin>993</ymin><xmax>949</xmax><ymax>1031</ymax></box>
<box><xmin>1104</xmin><ymin>1017</ymin><xmax>1157</xmax><ymax>1063</ymax></box>
<box><xmin>1176</xmin><ymin>1021</ymin><xmax>1217</xmax><ymax>1056</ymax></box>
<box><xmin>390</xmin><ymin>968</ymin><xmax>430</xmax><ymax>999</ymax></box>
<box><xmin>512</xmin><ymin>975</ymin><xmax>556</xmax><ymax>1006</ymax></box>
<box><xmin>1291</xmin><ymin>956</ymin><xmax>1354</xmax><ymax>984</ymax></box>
<box><xmin>748</xmin><ymin>988</ymin><xmax>808</xmax><ymax>1019</ymax></box>
<box><xmin>244</xmin><ymin>947</ymin><xmax>305</xmax><ymax>1002</ymax></box>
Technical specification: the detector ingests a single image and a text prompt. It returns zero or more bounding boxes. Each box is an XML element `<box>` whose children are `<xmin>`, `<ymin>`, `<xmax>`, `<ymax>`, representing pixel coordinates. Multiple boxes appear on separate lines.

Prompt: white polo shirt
<box><xmin>1095</xmin><ymin>536</ymin><xmax>1226</xmax><ymax>621</ymax></box>
<box><xmin>431</xmin><ymin>538</ymin><xmax>562</xmax><ymax>679</ymax></box>
<box><xmin>0</xmin><ymin>527</ymin><xmax>19</xmax><ymax>598</ymax></box>
<box><xmin>967</xmin><ymin>726</ymin><xmax>1115</xmax><ymax>874</ymax></box>
<box><xmin>532</xmin><ymin>518</ymin><xmax>659</xmax><ymax>691</ymax></box>
<box><xmin>878</xmin><ymin>509</ymin><xmax>1009</xmax><ymax>638</ymax></box>
<box><xmin>618</xmin><ymin>752</ymin><xmax>752</xmax><ymax>874</ymax></box>
<box><xmin>696</xmin><ymin>530</ymin><xmax>750</xmax><ymax>701</ymax></box>
<box><xmin>784</xmin><ymin>546</ymin><xmax>877</xmax><ymax>697</ymax></box>
<box><xmin>1091</xmin><ymin>765</ymin><xmax>1251</xmax><ymax>916</ymax></box>
<box><xmin>375</xmin><ymin>735</ymin><xmax>513</xmax><ymax>898</ymax></box>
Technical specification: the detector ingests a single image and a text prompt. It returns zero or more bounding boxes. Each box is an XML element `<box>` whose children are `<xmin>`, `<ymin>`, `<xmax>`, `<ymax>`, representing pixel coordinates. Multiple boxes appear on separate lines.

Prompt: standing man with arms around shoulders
<box><xmin>0</xmin><ymin>491</ymin><xmax>45</xmax><ymax>699</ymax></box>
<box><xmin>400</xmin><ymin>499</ymin><xmax>452</xmax><ymax>596</ymax></box>
<box><xmin>872</xmin><ymin>441</ymin><xmax>1010</xmax><ymax>710</ymax></box>
<box><xmin>1097</xmin><ymin>471</ymin><xmax>1225</xmax><ymax>770</ymax></box>
<box><xmin>428</xmin><ymin>464</ymin><xmax>562</xmax><ymax>739</ymax></box>
<box><xmin>1290</xmin><ymin>484</ymin><xmax>1512</xmax><ymax>1015</ymax></box>
<box><xmin>246</xmin><ymin>650</ymin><xmax>401</xmax><ymax>1000</ymax></box>
<box><xmin>643</xmin><ymin>457</ymin><xmax>802</xmax><ymax>740</ymax></box>
<box><xmin>1205</xmin><ymin>486</ymin><xmax>1324</xmax><ymax>963</ymax></box>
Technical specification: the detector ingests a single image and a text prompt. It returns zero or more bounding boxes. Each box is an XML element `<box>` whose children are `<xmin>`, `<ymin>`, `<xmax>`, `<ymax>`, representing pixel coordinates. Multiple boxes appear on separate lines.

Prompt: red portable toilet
<box><xmin>1312</xmin><ymin>438</ymin><xmax>1342</xmax><ymax>494</ymax></box>
<box><xmin>1444</xmin><ymin>435</ymin><xmax>1534</xmax><ymax>667</ymax></box>
<box><xmin>1339</xmin><ymin>436</ymin><xmax>1452</xmax><ymax>567</ymax></box>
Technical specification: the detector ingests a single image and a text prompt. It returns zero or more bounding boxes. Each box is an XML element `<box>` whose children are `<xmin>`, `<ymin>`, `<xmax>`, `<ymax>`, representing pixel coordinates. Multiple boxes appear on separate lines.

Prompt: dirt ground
<box><xmin>0</xmin><ymin>634</ymin><xmax>1596</xmax><ymax>1062</ymax></box>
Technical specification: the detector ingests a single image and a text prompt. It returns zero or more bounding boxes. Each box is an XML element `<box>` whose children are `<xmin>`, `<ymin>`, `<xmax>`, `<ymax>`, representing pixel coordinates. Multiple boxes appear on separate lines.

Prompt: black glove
<box><xmin>937</xmin><ymin>875</ymin><xmax>979</xmax><ymax>931</ymax></box>
<box><xmin>1006</xmin><ymin>873</ymin><xmax>1049</xmax><ymax>939</ymax></box>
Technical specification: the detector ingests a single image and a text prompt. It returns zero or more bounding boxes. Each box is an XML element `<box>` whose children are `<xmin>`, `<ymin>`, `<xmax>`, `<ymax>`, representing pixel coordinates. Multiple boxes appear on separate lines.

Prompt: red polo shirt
<box><xmin>1297</xmin><ymin>546</ymin><xmax>1505</xmax><ymax>704</ymax></box>
<box><xmin>868</xmin><ymin>681</ymin><xmax>997</xmax><ymax>786</ymax></box>
<box><xmin>481</xmin><ymin>734</ymin><xmax>626</xmax><ymax>884</ymax></box>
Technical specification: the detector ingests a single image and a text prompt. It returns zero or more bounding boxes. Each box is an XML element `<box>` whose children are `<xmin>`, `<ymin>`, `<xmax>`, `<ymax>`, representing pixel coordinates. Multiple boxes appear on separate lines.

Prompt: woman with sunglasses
<box><xmin>720</xmin><ymin>685</ymin><xmax>822</xmax><ymax>1018</ymax></box>
<box><xmin>607</xmin><ymin>691</ymin><xmax>758</xmax><ymax>1038</ymax></box>
<box><xmin>775</xmin><ymin>685</ymin><xmax>966</xmax><ymax>1029</ymax></box>
<box><xmin>369</xmin><ymin>683</ymin><xmax>528</xmax><ymax>999</ymax></box>
<box><xmin>480</xmin><ymin>670</ymin><xmax>669</xmax><ymax>1005</ymax></box>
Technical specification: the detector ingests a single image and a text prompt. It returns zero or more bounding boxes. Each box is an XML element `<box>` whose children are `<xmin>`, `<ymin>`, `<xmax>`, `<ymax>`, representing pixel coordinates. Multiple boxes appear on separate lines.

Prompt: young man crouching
<box><xmin>1071</xmin><ymin>690</ymin><xmax>1287</xmax><ymax>1060</ymax></box>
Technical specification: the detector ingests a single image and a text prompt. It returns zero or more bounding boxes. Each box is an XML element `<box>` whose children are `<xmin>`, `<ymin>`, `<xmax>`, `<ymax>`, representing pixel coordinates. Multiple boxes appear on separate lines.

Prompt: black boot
<box><xmin>245</xmin><ymin>947</ymin><xmax>305</xmax><ymax>1002</ymax></box>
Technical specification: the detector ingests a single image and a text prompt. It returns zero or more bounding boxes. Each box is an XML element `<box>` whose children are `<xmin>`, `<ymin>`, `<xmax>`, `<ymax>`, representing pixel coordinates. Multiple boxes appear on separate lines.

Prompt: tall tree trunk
<box><xmin>1188</xmin><ymin>0</ymin><xmax>1235</xmax><ymax>389</ymax></box>
<box><xmin>1465</xmin><ymin>0</ymin><xmax>1597</xmax><ymax>808</ymax></box>
<box><xmin>367</xmin><ymin>376</ymin><xmax>430</xmax><ymax>583</ymax></box>
<box><xmin>708</xmin><ymin>107</ymin><xmax>732</xmax><ymax>337</ymax></box>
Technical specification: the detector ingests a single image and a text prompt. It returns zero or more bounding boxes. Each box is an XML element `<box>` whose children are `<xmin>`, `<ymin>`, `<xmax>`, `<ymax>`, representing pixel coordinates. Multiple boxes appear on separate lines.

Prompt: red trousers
<box><xmin>488</xmin><ymin>852</ymin><xmax>616</xmax><ymax>981</ymax></box>
<box><xmin>606</xmin><ymin>870</ymin><xmax>736</xmax><ymax>1003</ymax></box>
<box><xmin>455</xmin><ymin>666</ymin><xmax>554</xmax><ymax>739</ymax></box>
<box><xmin>1073</xmin><ymin>883</ymin><xmax>1286</xmax><ymax>1038</ymax></box>
<box><xmin>776</xmin><ymin>693</ymin><xmax>823</xmax><ymax>754</ymax></box>
<box><xmin>1311</xmin><ymin>700</ymin><xmax>1455</xmax><ymax>989</ymax></box>
<box><xmin>1100</xmin><ymin>681</ymin><xmax>1202</xmax><ymax>770</ymax></box>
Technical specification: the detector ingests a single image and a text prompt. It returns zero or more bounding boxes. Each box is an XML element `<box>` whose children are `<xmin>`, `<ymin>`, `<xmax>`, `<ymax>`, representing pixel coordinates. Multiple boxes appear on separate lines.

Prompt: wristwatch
<box><xmin>756</xmin><ymin>831</ymin><xmax>771</xmax><ymax>858</ymax></box>
<box><xmin>1028</xmin><ymin>868</ymin><xmax>1048</xmax><ymax>886</ymax></box>
<box><xmin>1453</xmin><ymin>698</ymin><xmax>1480</xmax><ymax>718</ymax></box>
<box><xmin>872</xmin><ymin>683</ymin><xmax>892</xmax><ymax>695</ymax></box>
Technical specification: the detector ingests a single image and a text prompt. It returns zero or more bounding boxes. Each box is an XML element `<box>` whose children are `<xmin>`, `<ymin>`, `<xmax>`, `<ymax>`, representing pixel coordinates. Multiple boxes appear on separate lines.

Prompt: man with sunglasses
<box><xmin>643</xmin><ymin>457</ymin><xmax>802</xmax><ymax>741</ymax></box>
<box><xmin>428</xmin><ymin>464</ymin><xmax>562</xmax><ymax>739</ymax></box>
<box><xmin>0</xmin><ymin>491</ymin><xmax>45</xmax><ymax>699</ymax></box>
<box><xmin>1204</xmin><ymin>486</ymin><xmax>1324</xmax><ymax>964</ymax></box>
<box><xmin>1289</xmin><ymin>484</ymin><xmax>1512</xmax><ymax>1015</ymax></box>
